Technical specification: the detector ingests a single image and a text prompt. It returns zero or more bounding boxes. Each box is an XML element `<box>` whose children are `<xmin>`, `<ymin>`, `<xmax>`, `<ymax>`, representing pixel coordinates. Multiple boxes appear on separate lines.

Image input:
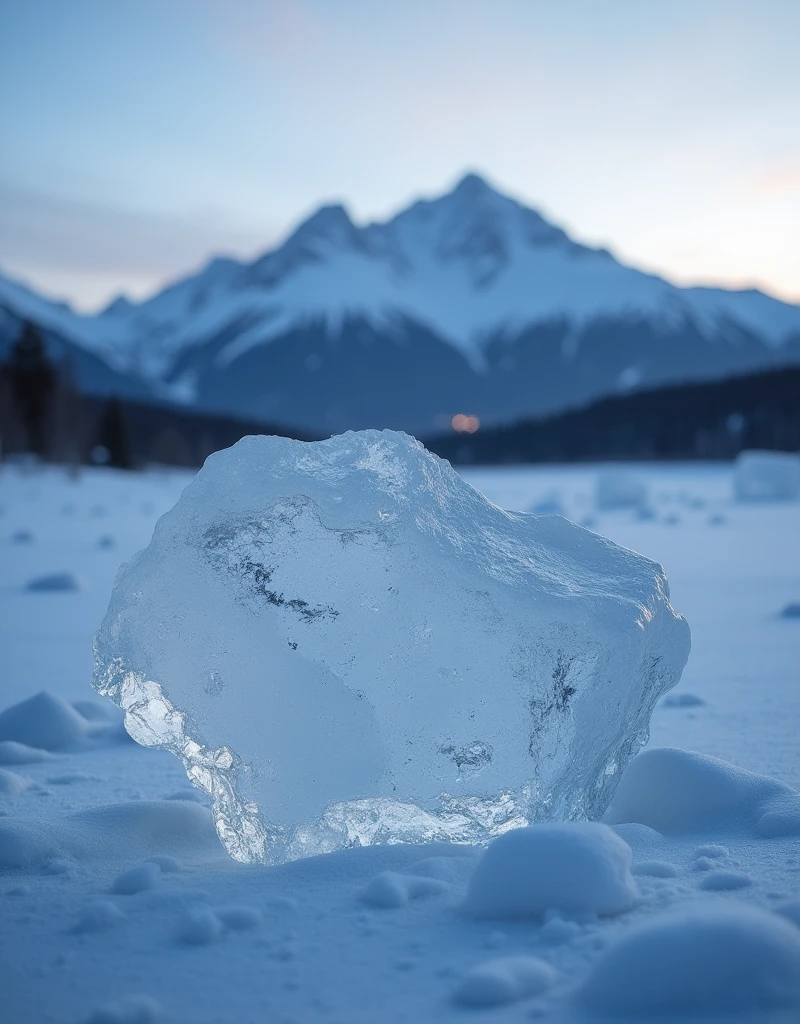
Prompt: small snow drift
<box><xmin>578</xmin><ymin>904</ymin><xmax>800</xmax><ymax>1017</ymax></box>
<box><xmin>72</xmin><ymin>899</ymin><xmax>126</xmax><ymax>934</ymax></box>
<box><xmin>594</xmin><ymin>470</ymin><xmax>648</xmax><ymax>510</ymax></box>
<box><xmin>93</xmin><ymin>430</ymin><xmax>689</xmax><ymax>865</ymax></box>
<box><xmin>699</xmin><ymin>869</ymin><xmax>753</xmax><ymax>891</ymax></box>
<box><xmin>660</xmin><ymin>692</ymin><xmax>706</xmax><ymax>709</ymax></box>
<box><xmin>734</xmin><ymin>450</ymin><xmax>800</xmax><ymax>502</ymax></box>
<box><xmin>0</xmin><ymin>799</ymin><xmax>220</xmax><ymax>869</ymax></box>
<box><xmin>780</xmin><ymin>602</ymin><xmax>800</xmax><ymax>620</ymax></box>
<box><xmin>361</xmin><ymin>870</ymin><xmax>448</xmax><ymax>909</ymax></box>
<box><xmin>603</xmin><ymin>747</ymin><xmax>800</xmax><ymax>836</ymax></box>
<box><xmin>0</xmin><ymin>766</ymin><xmax>32</xmax><ymax>796</ymax></box>
<box><xmin>23</xmin><ymin>571</ymin><xmax>82</xmax><ymax>592</ymax></box>
<box><xmin>85</xmin><ymin>993</ymin><xmax>163</xmax><ymax>1024</ymax></box>
<box><xmin>463</xmin><ymin>822</ymin><xmax>638</xmax><ymax>919</ymax></box>
<box><xmin>0</xmin><ymin>692</ymin><xmax>88</xmax><ymax>750</ymax></box>
<box><xmin>110</xmin><ymin>861</ymin><xmax>161</xmax><ymax>895</ymax></box>
<box><xmin>0</xmin><ymin>740</ymin><xmax>53</xmax><ymax>764</ymax></box>
<box><xmin>453</xmin><ymin>955</ymin><xmax>555</xmax><ymax>1008</ymax></box>
<box><xmin>178</xmin><ymin>907</ymin><xmax>224</xmax><ymax>945</ymax></box>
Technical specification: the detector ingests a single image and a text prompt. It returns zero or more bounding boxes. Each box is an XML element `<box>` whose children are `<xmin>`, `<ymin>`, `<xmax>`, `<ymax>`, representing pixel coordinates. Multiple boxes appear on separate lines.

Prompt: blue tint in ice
<box><xmin>93</xmin><ymin>430</ymin><xmax>690</xmax><ymax>864</ymax></box>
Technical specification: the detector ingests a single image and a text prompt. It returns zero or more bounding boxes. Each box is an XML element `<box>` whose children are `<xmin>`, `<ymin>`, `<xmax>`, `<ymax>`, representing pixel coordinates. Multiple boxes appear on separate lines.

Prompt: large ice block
<box><xmin>93</xmin><ymin>431</ymin><xmax>690</xmax><ymax>864</ymax></box>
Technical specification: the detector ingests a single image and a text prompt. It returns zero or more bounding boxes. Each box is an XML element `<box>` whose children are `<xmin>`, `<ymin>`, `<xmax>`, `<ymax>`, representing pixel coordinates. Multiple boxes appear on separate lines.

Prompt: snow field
<box><xmin>1</xmin><ymin>458</ymin><xmax>799</xmax><ymax>1022</ymax></box>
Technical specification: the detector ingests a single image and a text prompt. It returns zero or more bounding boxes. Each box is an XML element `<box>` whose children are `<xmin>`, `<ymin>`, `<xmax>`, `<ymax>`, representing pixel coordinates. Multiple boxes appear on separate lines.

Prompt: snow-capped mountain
<box><xmin>2</xmin><ymin>172</ymin><xmax>799</xmax><ymax>433</ymax></box>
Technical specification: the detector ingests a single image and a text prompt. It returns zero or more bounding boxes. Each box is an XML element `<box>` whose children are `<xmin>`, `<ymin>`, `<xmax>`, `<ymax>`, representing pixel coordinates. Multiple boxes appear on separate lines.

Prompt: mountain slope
<box><xmin>2</xmin><ymin>173</ymin><xmax>799</xmax><ymax>433</ymax></box>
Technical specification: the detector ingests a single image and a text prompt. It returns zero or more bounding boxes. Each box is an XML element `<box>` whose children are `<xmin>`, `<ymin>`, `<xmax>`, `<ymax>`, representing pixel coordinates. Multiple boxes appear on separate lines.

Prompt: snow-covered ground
<box><xmin>1</xmin><ymin>458</ymin><xmax>799</xmax><ymax>1023</ymax></box>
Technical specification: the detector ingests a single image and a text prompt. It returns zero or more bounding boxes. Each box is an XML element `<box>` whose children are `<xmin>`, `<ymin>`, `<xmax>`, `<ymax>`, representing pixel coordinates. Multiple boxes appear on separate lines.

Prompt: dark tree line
<box><xmin>3</xmin><ymin>319</ymin><xmax>798</xmax><ymax>471</ymax></box>
<box><xmin>0</xmin><ymin>321</ymin><xmax>133</xmax><ymax>468</ymax></box>
<box><xmin>425</xmin><ymin>367</ymin><xmax>800</xmax><ymax>465</ymax></box>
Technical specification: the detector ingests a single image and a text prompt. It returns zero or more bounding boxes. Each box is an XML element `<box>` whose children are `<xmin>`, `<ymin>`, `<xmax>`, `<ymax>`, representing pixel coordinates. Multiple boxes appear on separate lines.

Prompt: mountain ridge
<box><xmin>1</xmin><ymin>173</ymin><xmax>799</xmax><ymax>433</ymax></box>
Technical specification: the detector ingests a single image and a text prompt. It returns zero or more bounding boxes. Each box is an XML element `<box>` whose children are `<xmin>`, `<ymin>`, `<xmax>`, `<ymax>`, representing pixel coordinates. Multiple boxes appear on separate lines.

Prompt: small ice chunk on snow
<box><xmin>734</xmin><ymin>450</ymin><xmax>800</xmax><ymax>502</ymax></box>
<box><xmin>463</xmin><ymin>822</ymin><xmax>638</xmax><ymax>919</ymax></box>
<box><xmin>453</xmin><ymin>955</ymin><xmax>555</xmax><ymax>1007</ymax></box>
<box><xmin>594</xmin><ymin>470</ymin><xmax>648</xmax><ymax>510</ymax></box>
<box><xmin>578</xmin><ymin>905</ymin><xmax>800</xmax><ymax>1017</ymax></box>
<box><xmin>93</xmin><ymin>431</ymin><xmax>689</xmax><ymax>865</ymax></box>
<box><xmin>660</xmin><ymin>692</ymin><xmax>706</xmax><ymax>709</ymax></box>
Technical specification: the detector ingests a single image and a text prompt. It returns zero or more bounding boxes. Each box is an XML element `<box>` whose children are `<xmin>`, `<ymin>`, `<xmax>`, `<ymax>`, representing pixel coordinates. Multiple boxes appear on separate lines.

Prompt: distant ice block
<box><xmin>93</xmin><ymin>431</ymin><xmax>690</xmax><ymax>865</ymax></box>
<box><xmin>594</xmin><ymin>470</ymin><xmax>647</xmax><ymax>510</ymax></box>
<box><xmin>24</xmin><ymin>571</ymin><xmax>81</xmax><ymax>593</ymax></box>
<box><xmin>734</xmin><ymin>450</ymin><xmax>800</xmax><ymax>502</ymax></box>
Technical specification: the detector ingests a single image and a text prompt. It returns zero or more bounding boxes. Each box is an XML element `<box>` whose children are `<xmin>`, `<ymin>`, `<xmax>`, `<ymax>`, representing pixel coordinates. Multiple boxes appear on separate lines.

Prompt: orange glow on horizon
<box><xmin>451</xmin><ymin>413</ymin><xmax>480</xmax><ymax>434</ymax></box>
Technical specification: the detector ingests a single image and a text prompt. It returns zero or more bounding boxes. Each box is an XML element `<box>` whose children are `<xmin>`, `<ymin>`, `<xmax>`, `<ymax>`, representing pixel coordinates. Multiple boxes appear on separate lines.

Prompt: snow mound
<box><xmin>72</xmin><ymin>800</ymin><xmax>220</xmax><ymax>858</ymax></box>
<box><xmin>11</xmin><ymin>529</ymin><xmax>34</xmax><ymax>544</ymax></box>
<box><xmin>72</xmin><ymin>899</ymin><xmax>126</xmax><ymax>933</ymax></box>
<box><xmin>0</xmin><ymin>767</ymin><xmax>32</xmax><ymax>796</ymax></box>
<box><xmin>0</xmin><ymin>692</ymin><xmax>88</xmax><ymax>750</ymax></box>
<box><xmin>93</xmin><ymin>431</ymin><xmax>689</xmax><ymax>865</ymax></box>
<box><xmin>699</xmin><ymin>869</ymin><xmax>753</xmax><ymax>891</ymax></box>
<box><xmin>595</xmin><ymin>470</ymin><xmax>648</xmax><ymax>510</ymax></box>
<box><xmin>24</xmin><ymin>571</ymin><xmax>82</xmax><ymax>592</ymax></box>
<box><xmin>215</xmin><ymin>904</ymin><xmax>262</xmax><ymax>930</ymax></box>
<box><xmin>734</xmin><ymin>450</ymin><xmax>800</xmax><ymax>502</ymax></box>
<box><xmin>578</xmin><ymin>904</ymin><xmax>800</xmax><ymax>1016</ymax></box>
<box><xmin>780</xmin><ymin>602</ymin><xmax>800</xmax><ymax>620</ymax></box>
<box><xmin>453</xmin><ymin>954</ymin><xmax>555</xmax><ymax>1008</ymax></box>
<box><xmin>463</xmin><ymin>822</ymin><xmax>638</xmax><ymax>919</ymax></box>
<box><xmin>73</xmin><ymin>699</ymin><xmax>120</xmax><ymax>722</ymax></box>
<box><xmin>361</xmin><ymin>870</ymin><xmax>449</xmax><ymax>909</ymax></box>
<box><xmin>0</xmin><ymin>799</ymin><xmax>219</xmax><ymax>869</ymax></box>
<box><xmin>603</xmin><ymin>747</ymin><xmax>800</xmax><ymax>836</ymax></box>
<box><xmin>178</xmin><ymin>907</ymin><xmax>224</xmax><ymax>945</ymax></box>
<box><xmin>110</xmin><ymin>862</ymin><xmax>161</xmax><ymax>895</ymax></box>
<box><xmin>0</xmin><ymin>740</ymin><xmax>53</xmax><ymax>764</ymax></box>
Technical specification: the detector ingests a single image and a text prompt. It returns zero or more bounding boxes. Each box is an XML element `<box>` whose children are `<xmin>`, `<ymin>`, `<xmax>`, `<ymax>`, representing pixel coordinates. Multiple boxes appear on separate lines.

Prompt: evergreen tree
<box><xmin>5</xmin><ymin>321</ymin><xmax>56</xmax><ymax>457</ymax></box>
<box><xmin>96</xmin><ymin>397</ymin><xmax>134</xmax><ymax>469</ymax></box>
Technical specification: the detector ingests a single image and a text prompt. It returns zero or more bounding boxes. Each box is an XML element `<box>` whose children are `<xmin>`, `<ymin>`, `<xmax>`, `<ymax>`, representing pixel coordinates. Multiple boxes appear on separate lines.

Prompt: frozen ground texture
<box><xmin>1</xmin><ymin>456</ymin><xmax>799</xmax><ymax>1023</ymax></box>
<box><xmin>93</xmin><ymin>431</ymin><xmax>689</xmax><ymax>864</ymax></box>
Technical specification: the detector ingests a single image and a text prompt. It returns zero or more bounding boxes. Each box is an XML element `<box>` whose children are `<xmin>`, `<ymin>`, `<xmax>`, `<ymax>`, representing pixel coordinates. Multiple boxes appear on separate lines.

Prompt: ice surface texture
<box><xmin>93</xmin><ymin>431</ymin><xmax>690</xmax><ymax>865</ymax></box>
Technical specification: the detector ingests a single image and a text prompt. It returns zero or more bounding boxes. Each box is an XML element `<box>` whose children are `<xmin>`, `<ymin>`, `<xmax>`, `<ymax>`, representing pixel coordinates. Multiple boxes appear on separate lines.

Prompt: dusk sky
<box><xmin>1</xmin><ymin>0</ymin><xmax>798</xmax><ymax>311</ymax></box>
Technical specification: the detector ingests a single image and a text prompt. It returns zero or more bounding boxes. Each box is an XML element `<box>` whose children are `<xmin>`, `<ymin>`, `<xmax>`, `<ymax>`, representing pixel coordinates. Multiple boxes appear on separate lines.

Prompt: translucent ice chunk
<box><xmin>734</xmin><ymin>450</ymin><xmax>800</xmax><ymax>502</ymax></box>
<box><xmin>93</xmin><ymin>431</ymin><xmax>690</xmax><ymax>864</ymax></box>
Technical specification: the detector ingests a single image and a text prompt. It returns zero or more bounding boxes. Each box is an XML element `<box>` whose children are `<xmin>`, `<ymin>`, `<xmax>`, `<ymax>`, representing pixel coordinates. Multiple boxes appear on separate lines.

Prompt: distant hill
<box><xmin>2</xmin><ymin>173</ymin><xmax>800</xmax><ymax>435</ymax></box>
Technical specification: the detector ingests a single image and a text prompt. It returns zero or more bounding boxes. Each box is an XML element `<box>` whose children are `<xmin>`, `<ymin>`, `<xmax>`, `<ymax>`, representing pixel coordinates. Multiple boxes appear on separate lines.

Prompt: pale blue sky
<box><xmin>1</xmin><ymin>0</ymin><xmax>798</xmax><ymax>310</ymax></box>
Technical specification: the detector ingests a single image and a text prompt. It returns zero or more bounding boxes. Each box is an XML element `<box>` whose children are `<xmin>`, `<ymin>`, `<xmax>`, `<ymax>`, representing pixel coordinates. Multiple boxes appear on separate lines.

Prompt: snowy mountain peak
<box><xmin>1</xmin><ymin>173</ymin><xmax>799</xmax><ymax>434</ymax></box>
